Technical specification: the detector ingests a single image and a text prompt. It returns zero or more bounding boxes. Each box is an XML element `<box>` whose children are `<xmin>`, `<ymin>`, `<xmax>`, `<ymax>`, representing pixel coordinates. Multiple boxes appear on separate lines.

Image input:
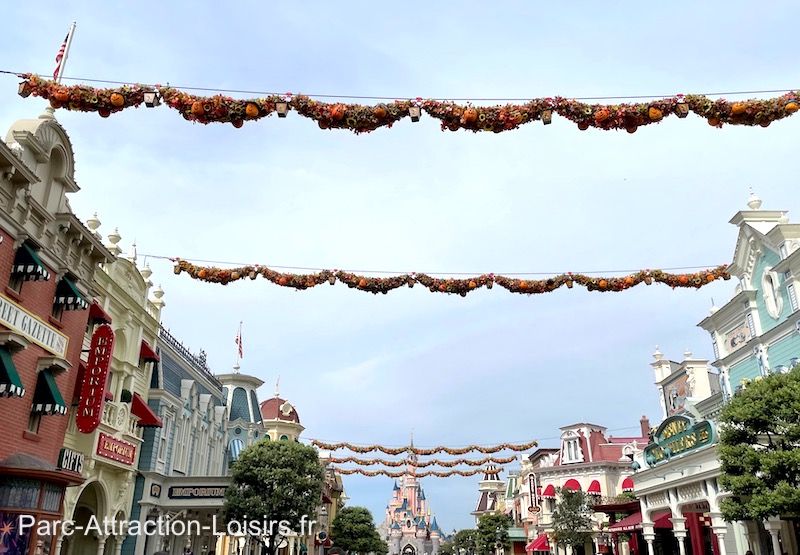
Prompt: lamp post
<box><xmin>495</xmin><ymin>527</ymin><xmax>502</xmax><ymax>555</ymax></box>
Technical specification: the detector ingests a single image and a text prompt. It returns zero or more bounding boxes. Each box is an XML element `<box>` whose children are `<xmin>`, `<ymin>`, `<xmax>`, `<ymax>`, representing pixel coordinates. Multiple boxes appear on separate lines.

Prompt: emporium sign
<box><xmin>168</xmin><ymin>486</ymin><xmax>228</xmax><ymax>499</ymax></box>
<box><xmin>75</xmin><ymin>324</ymin><xmax>115</xmax><ymax>433</ymax></box>
<box><xmin>0</xmin><ymin>292</ymin><xmax>68</xmax><ymax>357</ymax></box>
<box><xmin>97</xmin><ymin>432</ymin><xmax>136</xmax><ymax>465</ymax></box>
<box><xmin>643</xmin><ymin>415</ymin><xmax>716</xmax><ymax>467</ymax></box>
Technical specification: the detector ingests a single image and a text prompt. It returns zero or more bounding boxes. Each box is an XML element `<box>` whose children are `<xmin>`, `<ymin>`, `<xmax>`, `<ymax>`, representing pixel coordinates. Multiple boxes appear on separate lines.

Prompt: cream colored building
<box><xmin>58</xmin><ymin>225</ymin><xmax>166</xmax><ymax>555</ymax></box>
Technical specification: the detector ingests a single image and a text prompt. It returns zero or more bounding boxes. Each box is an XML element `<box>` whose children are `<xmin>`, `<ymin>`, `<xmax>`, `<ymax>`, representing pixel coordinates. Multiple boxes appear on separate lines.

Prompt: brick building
<box><xmin>0</xmin><ymin>110</ymin><xmax>113</xmax><ymax>555</ymax></box>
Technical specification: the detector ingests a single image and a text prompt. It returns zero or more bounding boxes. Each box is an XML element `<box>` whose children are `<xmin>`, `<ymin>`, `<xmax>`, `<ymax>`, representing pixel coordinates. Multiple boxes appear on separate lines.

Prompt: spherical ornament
<box><xmin>438</xmin><ymin>284</ymin><xmax>447</xmax><ymax>292</ymax></box>
<box><xmin>231</xmin><ymin>272</ymin><xmax>240</xmax><ymax>280</ymax></box>
<box><xmin>245</xmin><ymin>103</ymin><xmax>259</xmax><ymax>117</ymax></box>
<box><xmin>191</xmin><ymin>101</ymin><xmax>205</xmax><ymax>115</ymax></box>
<box><xmin>679</xmin><ymin>275</ymin><xmax>689</xmax><ymax>284</ymax></box>
<box><xmin>625</xmin><ymin>276</ymin><xmax>634</xmax><ymax>285</ymax></box>
<box><xmin>198</xmin><ymin>269</ymin><xmax>207</xmax><ymax>279</ymax></box>
<box><xmin>358</xmin><ymin>278</ymin><xmax>367</xmax><ymax>287</ymax></box>
<box><xmin>785</xmin><ymin>100</ymin><xmax>799</xmax><ymax>113</ymax></box>
<box><xmin>469</xmin><ymin>281</ymin><xmax>477</xmax><ymax>288</ymax></box>
<box><xmin>279</xmin><ymin>277</ymin><xmax>288</xmax><ymax>286</ymax></box>
<box><xmin>463</xmin><ymin>108</ymin><xmax>478</xmax><ymax>124</ymax></box>
<box><xmin>519</xmin><ymin>281</ymin><xmax>529</xmax><ymax>289</ymax></box>
<box><xmin>374</xmin><ymin>105</ymin><xmax>388</xmax><ymax>119</ymax></box>
<box><xmin>598</xmin><ymin>279</ymin><xmax>608</xmax><ymax>288</ymax></box>
<box><xmin>330</xmin><ymin>104</ymin><xmax>346</xmax><ymax>120</ymax></box>
<box><xmin>648</xmin><ymin>107</ymin><xmax>663</xmax><ymax>121</ymax></box>
<box><xmin>731</xmin><ymin>102</ymin><xmax>747</xmax><ymax>115</ymax></box>
<box><xmin>55</xmin><ymin>89</ymin><xmax>69</xmax><ymax>102</ymax></box>
<box><xmin>594</xmin><ymin>108</ymin><xmax>610</xmax><ymax>122</ymax></box>
<box><xmin>110</xmin><ymin>93</ymin><xmax>124</xmax><ymax>107</ymax></box>
<box><xmin>707</xmin><ymin>274</ymin><xmax>715</xmax><ymax>282</ymax></box>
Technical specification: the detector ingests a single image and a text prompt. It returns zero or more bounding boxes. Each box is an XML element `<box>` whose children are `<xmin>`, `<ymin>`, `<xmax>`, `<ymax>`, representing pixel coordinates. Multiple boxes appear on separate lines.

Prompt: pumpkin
<box><xmin>198</xmin><ymin>269</ymin><xmax>207</xmax><ymax>279</ymax></box>
<box><xmin>708</xmin><ymin>117</ymin><xmax>720</xmax><ymax>126</ymax></box>
<box><xmin>231</xmin><ymin>120</ymin><xmax>244</xmax><ymax>128</ymax></box>
<box><xmin>648</xmin><ymin>106</ymin><xmax>663</xmax><ymax>121</ymax></box>
<box><xmin>438</xmin><ymin>284</ymin><xmax>447</xmax><ymax>292</ymax></box>
<box><xmin>330</xmin><ymin>104</ymin><xmax>346</xmax><ymax>120</ymax></box>
<box><xmin>578</xmin><ymin>121</ymin><xmax>590</xmax><ymax>130</ymax></box>
<box><xmin>625</xmin><ymin>276</ymin><xmax>634</xmax><ymax>285</ymax></box>
<box><xmin>191</xmin><ymin>101</ymin><xmax>205</xmax><ymax>115</ymax></box>
<box><xmin>55</xmin><ymin>89</ymin><xmax>70</xmax><ymax>102</ymax></box>
<box><xmin>468</xmin><ymin>281</ymin><xmax>477</xmax><ymax>289</ymax></box>
<box><xmin>279</xmin><ymin>277</ymin><xmax>288</xmax><ymax>286</ymax></box>
<box><xmin>786</xmin><ymin>100</ymin><xmax>799</xmax><ymax>113</ymax></box>
<box><xmin>519</xmin><ymin>281</ymin><xmax>529</xmax><ymax>289</ymax></box>
<box><xmin>598</xmin><ymin>279</ymin><xmax>608</xmax><ymax>288</ymax></box>
<box><xmin>110</xmin><ymin>93</ymin><xmax>124</xmax><ymax>107</ymax></box>
<box><xmin>374</xmin><ymin>105</ymin><xmax>388</xmax><ymax>119</ymax></box>
<box><xmin>245</xmin><ymin>103</ymin><xmax>259</xmax><ymax>117</ymax></box>
<box><xmin>679</xmin><ymin>275</ymin><xmax>689</xmax><ymax>284</ymax></box>
<box><xmin>731</xmin><ymin>102</ymin><xmax>747</xmax><ymax>115</ymax></box>
<box><xmin>98</xmin><ymin>108</ymin><xmax>111</xmax><ymax>118</ymax></box>
<box><xmin>463</xmin><ymin>107</ymin><xmax>478</xmax><ymax>124</ymax></box>
<box><xmin>49</xmin><ymin>98</ymin><xmax>62</xmax><ymax>109</ymax></box>
<box><xmin>358</xmin><ymin>278</ymin><xmax>367</xmax><ymax>287</ymax></box>
<box><xmin>707</xmin><ymin>274</ymin><xmax>715</xmax><ymax>282</ymax></box>
<box><xmin>231</xmin><ymin>272</ymin><xmax>240</xmax><ymax>280</ymax></box>
<box><xmin>594</xmin><ymin>108</ymin><xmax>610</xmax><ymax>122</ymax></box>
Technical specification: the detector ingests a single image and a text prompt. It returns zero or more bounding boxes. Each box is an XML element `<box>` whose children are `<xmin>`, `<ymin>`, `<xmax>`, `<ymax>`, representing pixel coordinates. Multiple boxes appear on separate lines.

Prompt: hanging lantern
<box><xmin>276</xmin><ymin>101</ymin><xmax>289</xmax><ymax>118</ymax></box>
<box><xmin>18</xmin><ymin>82</ymin><xmax>31</xmax><ymax>98</ymax></box>
<box><xmin>408</xmin><ymin>105</ymin><xmax>421</xmax><ymax>122</ymax></box>
<box><xmin>541</xmin><ymin>110</ymin><xmax>552</xmax><ymax>125</ymax></box>
<box><xmin>674</xmin><ymin>102</ymin><xmax>689</xmax><ymax>118</ymax></box>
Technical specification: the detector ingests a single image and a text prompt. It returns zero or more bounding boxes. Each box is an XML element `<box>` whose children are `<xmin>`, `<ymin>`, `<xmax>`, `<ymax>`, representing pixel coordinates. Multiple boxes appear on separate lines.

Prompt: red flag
<box><xmin>235</xmin><ymin>327</ymin><xmax>243</xmax><ymax>358</ymax></box>
<box><xmin>53</xmin><ymin>33</ymin><xmax>69</xmax><ymax>80</ymax></box>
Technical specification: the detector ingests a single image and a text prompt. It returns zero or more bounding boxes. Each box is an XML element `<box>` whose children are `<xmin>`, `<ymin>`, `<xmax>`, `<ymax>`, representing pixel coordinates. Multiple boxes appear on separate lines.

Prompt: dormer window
<box><xmin>562</xmin><ymin>436</ymin><xmax>584</xmax><ymax>464</ymax></box>
<box><xmin>780</xmin><ymin>243</ymin><xmax>789</xmax><ymax>259</ymax></box>
<box><xmin>762</xmin><ymin>268</ymin><xmax>783</xmax><ymax>319</ymax></box>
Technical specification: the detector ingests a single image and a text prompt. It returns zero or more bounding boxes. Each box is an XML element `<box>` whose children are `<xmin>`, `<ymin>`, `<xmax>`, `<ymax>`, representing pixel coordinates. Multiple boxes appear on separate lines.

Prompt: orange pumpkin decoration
<box><xmin>231</xmin><ymin>272</ymin><xmax>240</xmax><ymax>280</ymax></box>
<box><xmin>468</xmin><ymin>281</ymin><xmax>477</xmax><ymax>289</ymax></box>
<box><xmin>330</xmin><ymin>104</ymin><xmax>346</xmax><ymax>120</ymax></box>
<box><xmin>519</xmin><ymin>281</ymin><xmax>529</xmax><ymax>289</ymax></box>
<box><xmin>191</xmin><ymin>101</ymin><xmax>205</xmax><ymax>115</ymax></box>
<box><xmin>625</xmin><ymin>276</ymin><xmax>634</xmax><ymax>286</ymax></box>
<box><xmin>358</xmin><ymin>278</ymin><xmax>367</xmax><ymax>287</ymax></box>
<box><xmin>648</xmin><ymin>107</ymin><xmax>663</xmax><ymax>121</ymax></box>
<box><xmin>578</xmin><ymin>121</ymin><xmax>590</xmax><ymax>130</ymax></box>
<box><xmin>598</xmin><ymin>279</ymin><xmax>608</xmax><ymax>288</ymax></box>
<box><xmin>374</xmin><ymin>105</ymin><xmax>388</xmax><ymax>119</ymax></box>
<box><xmin>98</xmin><ymin>108</ymin><xmax>111</xmax><ymax>118</ymax></box>
<box><xmin>463</xmin><ymin>108</ymin><xmax>478</xmax><ymax>124</ymax></box>
<box><xmin>707</xmin><ymin>274</ymin><xmax>715</xmax><ymax>282</ymax></box>
<box><xmin>679</xmin><ymin>275</ymin><xmax>689</xmax><ymax>284</ymax></box>
<box><xmin>279</xmin><ymin>277</ymin><xmax>288</xmax><ymax>286</ymax></box>
<box><xmin>594</xmin><ymin>108</ymin><xmax>610</xmax><ymax>122</ymax></box>
<box><xmin>786</xmin><ymin>100</ymin><xmax>799</xmax><ymax>113</ymax></box>
<box><xmin>55</xmin><ymin>89</ymin><xmax>70</xmax><ymax>102</ymax></box>
<box><xmin>110</xmin><ymin>93</ymin><xmax>124</xmax><ymax>107</ymax></box>
<box><xmin>231</xmin><ymin>120</ymin><xmax>244</xmax><ymax>128</ymax></box>
<box><xmin>708</xmin><ymin>117</ymin><xmax>720</xmax><ymax>126</ymax></box>
<box><xmin>198</xmin><ymin>269</ymin><xmax>207</xmax><ymax>279</ymax></box>
<box><xmin>438</xmin><ymin>284</ymin><xmax>447</xmax><ymax>292</ymax></box>
<box><xmin>245</xmin><ymin>103</ymin><xmax>259</xmax><ymax>117</ymax></box>
<box><xmin>731</xmin><ymin>102</ymin><xmax>747</xmax><ymax>115</ymax></box>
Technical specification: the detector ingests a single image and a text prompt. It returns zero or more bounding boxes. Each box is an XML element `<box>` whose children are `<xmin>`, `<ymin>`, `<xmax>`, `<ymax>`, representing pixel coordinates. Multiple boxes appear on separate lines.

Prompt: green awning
<box><xmin>299</xmin><ymin>544</ymin><xmax>308</xmax><ymax>552</ymax></box>
<box><xmin>13</xmin><ymin>243</ymin><xmax>51</xmax><ymax>281</ymax></box>
<box><xmin>31</xmin><ymin>369</ymin><xmax>67</xmax><ymax>415</ymax></box>
<box><xmin>54</xmin><ymin>276</ymin><xmax>88</xmax><ymax>310</ymax></box>
<box><xmin>0</xmin><ymin>347</ymin><xmax>25</xmax><ymax>398</ymax></box>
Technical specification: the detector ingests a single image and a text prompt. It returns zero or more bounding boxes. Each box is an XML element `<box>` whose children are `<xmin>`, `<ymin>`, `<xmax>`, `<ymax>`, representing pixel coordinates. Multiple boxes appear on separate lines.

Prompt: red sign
<box><xmin>97</xmin><ymin>432</ymin><xmax>136</xmax><ymax>465</ymax></box>
<box><xmin>75</xmin><ymin>324</ymin><xmax>115</xmax><ymax>433</ymax></box>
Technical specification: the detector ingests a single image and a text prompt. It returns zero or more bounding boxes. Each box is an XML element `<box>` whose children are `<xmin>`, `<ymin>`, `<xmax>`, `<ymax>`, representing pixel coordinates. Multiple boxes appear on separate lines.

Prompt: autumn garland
<box><xmin>18</xmin><ymin>74</ymin><xmax>800</xmax><ymax>132</ymax></box>
<box><xmin>330</xmin><ymin>456</ymin><xmax>518</xmax><ymax>467</ymax></box>
<box><xmin>312</xmin><ymin>440</ymin><xmax>537</xmax><ymax>455</ymax></box>
<box><xmin>333</xmin><ymin>468</ymin><xmax>496</xmax><ymax>478</ymax></box>
<box><xmin>172</xmin><ymin>259</ymin><xmax>731</xmax><ymax>296</ymax></box>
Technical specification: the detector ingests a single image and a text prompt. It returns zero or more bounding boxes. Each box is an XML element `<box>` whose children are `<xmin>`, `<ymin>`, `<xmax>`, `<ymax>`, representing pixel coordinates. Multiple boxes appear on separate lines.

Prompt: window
<box><xmin>230</xmin><ymin>387</ymin><xmax>250</xmax><ymax>422</ymax></box>
<box><xmin>158</xmin><ymin>414</ymin><xmax>173</xmax><ymax>462</ymax></box>
<box><xmin>51</xmin><ymin>303</ymin><xmax>64</xmax><ymax>321</ymax></box>
<box><xmin>762</xmin><ymin>269</ymin><xmax>784</xmax><ymax>319</ymax></box>
<box><xmin>711</xmin><ymin>333</ymin><xmax>720</xmax><ymax>360</ymax></box>
<box><xmin>562</xmin><ymin>437</ymin><xmax>583</xmax><ymax>463</ymax></box>
<box><xmin>780</xmin><ymin>243</ymin><xmax>789</xmax><ymax>259</ymax></box>
<box><xmin>280</xmin><ymin>434</ymin><xmax>289</xmax><ymax>441</ymax></box>
<box><xmin>788</xmin><ymin>283</ymin><xmax>798</xmax><ymax>312</ymax></box>
<box><xmin>8</xmin><ymin>274</ymin><xmax>23</xmax><ymax>293</ymax></box>
<box><xmin>746</xmin><ymin>313</ymin><xmax>757</xmax><ymax>338</ymax></box>
<box><xmin>27</xmin><ymin>412</ymin><xmax>41</xmax><ymax>433</ymax></box>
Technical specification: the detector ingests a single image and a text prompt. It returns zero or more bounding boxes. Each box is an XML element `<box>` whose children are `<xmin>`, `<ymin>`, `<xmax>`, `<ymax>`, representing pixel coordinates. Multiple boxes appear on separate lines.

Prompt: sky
<box><xmin>2</xmin><ymin>0</ymin><xmax>799</xmax><ymax>534</ymax></box>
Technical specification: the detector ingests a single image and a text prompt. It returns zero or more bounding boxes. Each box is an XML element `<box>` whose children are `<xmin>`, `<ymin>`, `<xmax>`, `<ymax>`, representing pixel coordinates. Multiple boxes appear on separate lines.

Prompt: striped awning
<box><xmin>54</xmin><ymin>276</ymin><xmax>88</xmax><ymax>310</ymax></box>
<box><xmin>31</xmin><ymin>369</ymin><xmax>67</xmax><ymax>415</ymax></box>
<box><xmin>0</xmin><ymin>347</ymin><xmax>24</xmax><ymax>398</ymax></box>
<box><xmin>229</xmin><ymin>438</ymin><xmax>244</xmax><ymax>461</ymax></box>
<box><xmin>13</xmin><ymin>243</ymin><xmax>50</xmax><ymax>281</ymax></box>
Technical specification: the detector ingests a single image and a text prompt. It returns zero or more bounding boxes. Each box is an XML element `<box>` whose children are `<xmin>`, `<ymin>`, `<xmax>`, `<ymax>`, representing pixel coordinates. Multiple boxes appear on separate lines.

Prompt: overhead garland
<box><xmin>312</xmin><ymin>440</ymin><xmax>537</xmax><ymax>455</ymax></box>
<box><xmin>333</xmin><ymin>467</ymin><xmax>500</xmax><ymax>478</ymax></box>
<box><xmin>17</xmin><ymin>74</ymin><xmax>800</xmax><ymax>133</ymax></box>
<box><xmin>171</xmin><ymin>259</ymin><xmax>730</xmax><ymax>296</ymax></box>
<box><xmin>330</xmin><ymin>456</ymin><xmax>518</xmax><ymax>467</ymax></box>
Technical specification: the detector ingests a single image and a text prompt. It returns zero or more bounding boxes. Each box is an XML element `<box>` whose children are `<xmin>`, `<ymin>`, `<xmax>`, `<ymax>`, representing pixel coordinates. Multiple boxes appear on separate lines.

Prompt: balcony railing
<box><xmin>590</xmin><ymin>495</ymin><xmax>638</xmax><ymax>507</ymax></box>
<box><xmin>159</xmin><ymin>327</ymin><xmax>222</xmax><ymax>387</ymax></box>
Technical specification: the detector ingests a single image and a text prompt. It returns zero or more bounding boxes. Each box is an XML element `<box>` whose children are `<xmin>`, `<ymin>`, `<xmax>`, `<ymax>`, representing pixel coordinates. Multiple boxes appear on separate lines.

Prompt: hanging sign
<box><xmin>75</xmin><ymin>324</ymin><xmax>115</xmax><ymax>433</ymax></box>
<box><xmin>643</xmin><ymin>415</ymin><xmax>716</xmax><ymax>467</ymax></box>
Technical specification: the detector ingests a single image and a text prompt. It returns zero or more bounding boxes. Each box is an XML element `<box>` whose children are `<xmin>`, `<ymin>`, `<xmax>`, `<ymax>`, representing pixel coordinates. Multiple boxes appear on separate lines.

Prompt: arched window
<box><xmin>280</xmin><ymin>434</ymin><xmax>289</xmax><ymax>441</ymax></box>
<box><xmin>230</xmin><ymin>388</ymin><xmax>250</xmax><ymax>422</ymax></box>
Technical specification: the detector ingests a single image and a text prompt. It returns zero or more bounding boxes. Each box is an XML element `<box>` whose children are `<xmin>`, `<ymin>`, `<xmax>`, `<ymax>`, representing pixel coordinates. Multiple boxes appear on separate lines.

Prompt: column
<box><xmin>670</xmin><ymin>517</ymin><xmax>688</xmax><ymax>555</ymax></box>
<box><xmin>96</xmin><ymin>537</ymin><xmax>107</xmax><ymax>555</ymax></box>
<box><xmin>53</xmin><ymin>536</ymin><xmax>65</xmax><ymax>555</ymax></box>
<box><xmin>641</xmin><ymin>527</ymin><xmax>655</xmax><ymax>555</ymax></box>
<box><xmin>114</xmin><ymin>535</ymin><xmax>124</xmax><ymax>555</ymax></box>
<box><xmin>687</xmin><ymin>513</ymin><xmax>705</xmax><ymax>555</ymax></box>
<box><xmin>709</xmin><ymin>513</ymin><xmax>728</xmax><ymax>555</ymax></box>
<box><xmin>763</xmin><ymin>518</ymin><xmax>783</xmax><ymax>555</ymax></box>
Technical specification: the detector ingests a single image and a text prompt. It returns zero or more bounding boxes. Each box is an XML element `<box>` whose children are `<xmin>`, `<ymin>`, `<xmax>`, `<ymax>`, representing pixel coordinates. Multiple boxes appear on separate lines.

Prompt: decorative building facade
<box><xmin>471</xmin><ymin>465</ymin><xmax>505</xmax><ymax>525</ymax></box>
<box><xmin>57</xmin><ymin>227</ymin><xmax>165</xmax><ymax>555</ymax></box>
<box><xmin>378</xmin><ymin>455</ymin><xmax>441</xmax><ymax>555</ymax></box>
<box><xmin>0</xmin><ymin>111</ymin><xmax>114</xmax><ymax>555</ymax></box>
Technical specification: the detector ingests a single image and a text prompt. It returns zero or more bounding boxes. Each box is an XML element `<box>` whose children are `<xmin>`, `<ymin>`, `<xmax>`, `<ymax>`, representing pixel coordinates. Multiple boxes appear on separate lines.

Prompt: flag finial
<box><xmin>275</xmin><ymin>376</ymin><xmax>280</xmax><ymax>398</ymax></box>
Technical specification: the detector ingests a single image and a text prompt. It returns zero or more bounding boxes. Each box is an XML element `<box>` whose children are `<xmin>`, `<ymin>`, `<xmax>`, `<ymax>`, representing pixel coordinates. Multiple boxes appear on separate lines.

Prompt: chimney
<box><xmin>640</xmin><ymin>415</ymin><xmax>650</xmax><ymax>437</ymax></box>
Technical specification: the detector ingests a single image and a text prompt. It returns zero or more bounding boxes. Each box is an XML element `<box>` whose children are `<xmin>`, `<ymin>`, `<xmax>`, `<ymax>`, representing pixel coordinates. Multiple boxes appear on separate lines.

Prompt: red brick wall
<box><xmin>0</xmin><ymin>225</ymin><xmax>90</xmax><ymax>467</ymax></box>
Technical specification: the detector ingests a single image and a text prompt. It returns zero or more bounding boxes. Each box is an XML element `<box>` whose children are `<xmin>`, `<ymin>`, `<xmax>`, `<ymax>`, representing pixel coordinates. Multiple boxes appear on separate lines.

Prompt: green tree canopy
<box><xmin>550</xmin><ymin>488</ymin><xmax>593</xmax><ymax>549</ymax></box>
<box><xmin>330</xmin><ymin>506</ymin><xmax>388</xmax><ymax>555</ymax></box>
<box><xmin>223</xmin><ymin>440</ymin><xmax>325</xmax><ymax>555</ymax></box>
<box><xmin>718</xmin><ymin>367</ymin><xmax>800</xmax><ymax>522</ymax></box>
<box><xmin>475</xmin><ymin>514</ymin><xmax>512</xmax><ymax>555</ymax></box>
<box><xmin>452</xmin><ymin>529</ymin><xmax>478</xmax><ymax>555</ymax></box>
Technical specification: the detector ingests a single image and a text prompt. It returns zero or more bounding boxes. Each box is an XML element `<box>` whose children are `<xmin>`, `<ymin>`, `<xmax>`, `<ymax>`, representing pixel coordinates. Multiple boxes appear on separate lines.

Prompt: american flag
<box><xmin>53</xmin><ymin>32</ymin><xmax>69</xmax><ymax>80</ymax></box>
<box><xmin>235</xmin><ymin>325</ymin><xmax>243</xmax><ymax>358</ymax></box>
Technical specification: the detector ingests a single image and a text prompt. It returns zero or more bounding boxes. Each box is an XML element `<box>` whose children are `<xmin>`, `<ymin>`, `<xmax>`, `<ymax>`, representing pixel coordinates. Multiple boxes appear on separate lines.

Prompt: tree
<box><xmin>549</xmin><ymin>488</ymin><xmax>593</xmax><ymax>552</ymax></box>
<box><xmin>718</xmin><ymin>366</ymin><xmax>800</xmax><ymax>522</ymax></box>
<box><xmin>475</xmin><ymin>514</ymin><xmax>511</xmax><ymax>555</ymax></box>
<box><xmin>223</xmin><ymin>440</ymin><xmax>325</xmax><ymax>555</ymax></box>
<box><xmin>452</xmin><ymin>529</ymin><xmax>477</xmax><ymax>555</ymax></box>
<box><xmin>439</xmin><ymin>538</ymin><xmax>455</xmax><ymax>555</ymax></box>
<box><xmin>330</xmin><ymin>506</ymin><xmax>388</xmax><ymax>555</ymax></box>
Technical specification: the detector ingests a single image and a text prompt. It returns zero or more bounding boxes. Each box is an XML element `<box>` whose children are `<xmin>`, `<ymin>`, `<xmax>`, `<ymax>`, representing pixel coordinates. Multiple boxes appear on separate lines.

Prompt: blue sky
<box><xmin>2</xmin><ymin>0</ymin><xmax>798</xmax><ymax>533</ymax></box>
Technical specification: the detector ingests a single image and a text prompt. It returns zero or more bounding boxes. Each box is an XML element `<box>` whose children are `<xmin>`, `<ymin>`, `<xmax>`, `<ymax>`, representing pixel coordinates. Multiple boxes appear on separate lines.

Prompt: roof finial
<box><xmin>747</xmin><ymin>187</ymin><xmax>762</xmax><ymax>210</ymax></box>
<box><xmin>233</xmin><ymin>362</ymin><xmax>240</xmax><ymax>374</ymax></box>
<box><xmin>710</xmin><ymin>298</ymin><xmax>719</xmax><ymax>314</ymax></box>
<box><xmin>411</xmin><ymin>428</ymin><xmax>414</xmax><ymax>448</ymax></box>
<box><xmin>275</xmin><ymin>376</ymin><xmax>280</xmax><ymax>398</ymax></box>
<box><xmin>652</xmin><ymin>345</ymin><xmax>663</xmax><ymax>361</ymax></box>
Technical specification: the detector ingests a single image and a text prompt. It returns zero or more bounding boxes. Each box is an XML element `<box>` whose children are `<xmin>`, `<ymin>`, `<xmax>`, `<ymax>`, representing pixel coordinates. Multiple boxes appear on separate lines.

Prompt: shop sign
<box><xmin>57</xmin><ymin>448</ymin><xmax>84</xmax><ymax>474</ymax></box>
<box><xmin>168</xmin><ymin>486</ymin><xmax>228</xmax><ymax>499</ymax></box>
<box><xmin>0</xmin><ymin>292</ymin><xmax>68</xmax><ymax>357</ymax></box>
<box><xmin>97</xmin><ymin>432</ymin><xmax>136</xmax><ymax>465</ymax></box>
<box><xmin>75</xmin><ymin>324</ymin><xmax>114</xmax><ymax>433</ymax></box>
<box><xmin>643</xmin><ymin>415</ymin><xmax>715</xmax><ymax>467</ymax></box>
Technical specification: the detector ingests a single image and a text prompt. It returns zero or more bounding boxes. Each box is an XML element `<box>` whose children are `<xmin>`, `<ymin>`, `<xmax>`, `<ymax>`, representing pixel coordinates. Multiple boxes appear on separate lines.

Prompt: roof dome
<box><xmin>260</xmin><ymin>397</ymin><xmax>301</xmax><ymax>423</ymax></box>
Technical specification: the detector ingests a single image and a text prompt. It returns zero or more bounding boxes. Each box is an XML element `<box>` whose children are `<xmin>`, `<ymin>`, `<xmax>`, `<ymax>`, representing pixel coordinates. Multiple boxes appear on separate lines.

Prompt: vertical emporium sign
<box><xmin>75</xmin><ymin>324</ymin><xmax>115</xmax><ymax>433</ymax></box>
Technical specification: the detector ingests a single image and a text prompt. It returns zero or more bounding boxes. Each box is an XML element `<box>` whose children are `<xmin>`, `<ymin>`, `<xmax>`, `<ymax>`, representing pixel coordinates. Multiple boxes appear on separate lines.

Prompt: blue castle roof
<box><xmin>431</xmin><ymin>517</ymin><xmax>439</xmax><ymax>532</ymax></box>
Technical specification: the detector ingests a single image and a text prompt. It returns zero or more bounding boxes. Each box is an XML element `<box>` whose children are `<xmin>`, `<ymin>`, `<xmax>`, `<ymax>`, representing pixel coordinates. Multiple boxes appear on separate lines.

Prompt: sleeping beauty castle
<box><xmin>378</xmin><ymin>447</ymin><xmax>442</xmax><ymax>555</ymax></box>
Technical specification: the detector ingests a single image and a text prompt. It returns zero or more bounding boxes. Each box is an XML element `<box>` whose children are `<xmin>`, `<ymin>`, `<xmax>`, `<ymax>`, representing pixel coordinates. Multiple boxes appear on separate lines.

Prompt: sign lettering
<box><xmin>168</xmin><ymin>486</ymin><xmax>228</xmax><ymax>499</ymax></box>
<box><xmin>75</xmin><ymin>325</ymin><xmax>115</xmax><ymax>433</ymax></box>
<box><xmin>96</xmin><ymin>432</ymin><xmax>136</xmax><ymax>465</ymax></box>
<box><xmin>0</xmin><ymin>293</ymin><xmax>68</xmax><ymax>357</ymax></box>
<box><xmin>643</xmin><ymin>415</ymin><xmax>715</xmax><ymax>467</ymax></box>
<box><xmin>57</xmin><ymin>448</ymin><xmax>84</xmax><ymax>474</ymax></box>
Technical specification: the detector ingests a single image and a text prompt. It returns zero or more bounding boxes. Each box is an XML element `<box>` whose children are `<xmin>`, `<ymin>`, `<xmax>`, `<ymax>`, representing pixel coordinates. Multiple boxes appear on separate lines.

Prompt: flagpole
<box><xmin>55</xmin><ymin>21</ymin><xmax>77</xmax><ymax>84</ymax></box>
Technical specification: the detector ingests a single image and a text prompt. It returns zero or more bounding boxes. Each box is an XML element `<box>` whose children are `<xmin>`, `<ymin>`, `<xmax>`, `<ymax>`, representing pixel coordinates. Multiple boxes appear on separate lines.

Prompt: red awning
<box><xmin>563</xmin><ymin>479</ymin><xmax>581</xmax><ymax>491</ymax></box>
<box><xmin>131</xmin><ymin>393</ymin><xmax>163</xmax><ymax>427</ymax></box>
<box><xmin>621</xmin><ymin>476</ymin><xmax>635</xmax><ymax>492</ymax></box>
<box><xmin>322</xmin><ymin>495</ymin><xmax>332</xmax><ymax>503</ymax></box>
<box><xmin>89</xmin><ymin>300</ymin><xmax>112</xmax><ymax>324</ymax></box>
<box><xmin>526</xmin><ymin>535</ymin><xmax>549</xmax><ymax>552</ymax></box>
<box><xmin>541</xmin><ymin>484</ymin><xmax>556</xmax><ymax>499</ymax></box>
<box><xmin>608</xmin><ymin>511</ymin><xmax>672</xmax><ymax>533</ymax></box>
<box><xmin>140</xmin><ymin>340</ymin><xmax>159</xmax><ymax>362</ymax></box>
<box><xmin>587</xmin><ymin>480</ymin><xmax>601</xmax><ymax>495</ymax></box>
<box><xmin>653</xmin><ymin>511</ymin><xmax>673</xmax><ymax>529</ymax></box>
